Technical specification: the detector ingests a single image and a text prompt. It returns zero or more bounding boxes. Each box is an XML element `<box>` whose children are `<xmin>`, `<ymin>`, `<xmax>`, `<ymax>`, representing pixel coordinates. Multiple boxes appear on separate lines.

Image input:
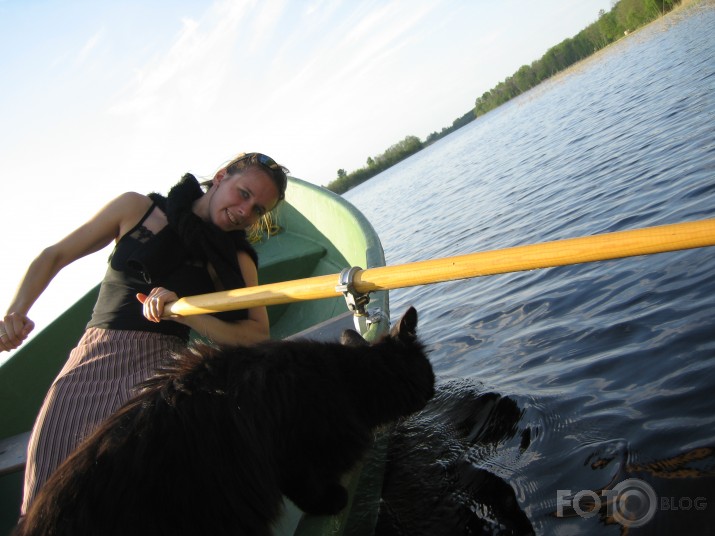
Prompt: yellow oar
<box><xmin>165</xmin><ymin>218</ymin><xmax>715</xmax><ymax>317</ymax></box>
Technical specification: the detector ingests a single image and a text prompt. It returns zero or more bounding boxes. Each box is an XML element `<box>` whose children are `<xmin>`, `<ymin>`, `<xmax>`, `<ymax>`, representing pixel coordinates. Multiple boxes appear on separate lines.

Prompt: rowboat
<box><xmin>0</xmin><ymin>176</ymin><xmax>391</xmax><ymax>535</ymax></box>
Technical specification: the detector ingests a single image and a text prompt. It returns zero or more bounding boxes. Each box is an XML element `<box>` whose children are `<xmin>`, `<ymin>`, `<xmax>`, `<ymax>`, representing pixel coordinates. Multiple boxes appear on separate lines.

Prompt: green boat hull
<box><xmin>0</xmin><ymin>177</ymin><xmax>389</xmax><ymax>535</ymax></box>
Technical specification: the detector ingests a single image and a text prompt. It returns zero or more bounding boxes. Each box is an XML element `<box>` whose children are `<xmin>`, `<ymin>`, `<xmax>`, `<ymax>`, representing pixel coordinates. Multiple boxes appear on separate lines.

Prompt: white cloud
<box><xmin>247</xmin><ymin>0</ymin><xmax>288</xmax><ymax>53</ymax></box>
<box><xmin>107</xmin><ymin>1</ymin><xmax>250</xmax><ymax>119</ymax></box>
<box><xmin>76</xmin><ymin>29</ymin><xmax>103</xmax><ymax>65</ymax></box>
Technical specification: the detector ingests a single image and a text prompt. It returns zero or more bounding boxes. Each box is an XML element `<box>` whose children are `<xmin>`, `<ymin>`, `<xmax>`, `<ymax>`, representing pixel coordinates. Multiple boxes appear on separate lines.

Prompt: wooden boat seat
<box><xmin>257</xmin><ymin>232</ymin><xmax>328</xmax><ymax>283</ymax></box>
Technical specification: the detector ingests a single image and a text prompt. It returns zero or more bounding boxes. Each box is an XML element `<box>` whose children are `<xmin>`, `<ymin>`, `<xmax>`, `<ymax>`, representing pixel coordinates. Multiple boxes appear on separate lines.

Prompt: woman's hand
<box><xmin>136</xmin><ymin>287</ymin><xmax>180</xmax><ymax>323</ymax></box>
<box><xmin>0</xmin><ymin>312</ymin><xmax>35</xmax><ymax>352</ymax></box>
<box><xmin>1</xmin><ymin>192</ymin><xmax>152</xmax><ymax>353</ymax></box>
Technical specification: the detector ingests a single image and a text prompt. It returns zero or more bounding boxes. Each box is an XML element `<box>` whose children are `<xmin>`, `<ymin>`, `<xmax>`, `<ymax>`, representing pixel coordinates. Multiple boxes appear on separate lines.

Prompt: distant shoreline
<box><xmin>327</xmin><ymin>0</ymin><xmax>702</xmax><ymax>195</ymax></box>
<box><xmin>518</xmin><ymin>0</ymin><xmax>703</xmax><ymax>97</ymax></box>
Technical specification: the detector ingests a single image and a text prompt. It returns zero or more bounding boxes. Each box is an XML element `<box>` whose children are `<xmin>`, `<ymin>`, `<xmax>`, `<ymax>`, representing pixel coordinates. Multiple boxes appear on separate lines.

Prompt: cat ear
<box><xmin>392</xmin><ymin>306</ymin><xmax>418</xmax><ymax>342</ymax></box>
<box><xmin>341</xmin><ymin>329</ymin><xmax>369</xmax><ymax>347</ymax></box>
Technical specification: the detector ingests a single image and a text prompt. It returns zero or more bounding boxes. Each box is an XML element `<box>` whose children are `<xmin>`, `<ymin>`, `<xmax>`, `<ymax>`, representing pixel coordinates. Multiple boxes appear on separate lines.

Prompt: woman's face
<box><xmin>209</xmin><ymin>167</ymin><xmax>280</xmax><ymax>231</ymax></box>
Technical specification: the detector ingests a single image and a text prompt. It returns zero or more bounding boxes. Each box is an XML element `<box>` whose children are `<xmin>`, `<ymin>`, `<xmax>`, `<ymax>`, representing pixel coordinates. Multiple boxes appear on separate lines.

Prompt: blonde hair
<box><xmin>246</xmin><ymin>209</ymin><xmax>282</xmax><ymax>244</ymax></box>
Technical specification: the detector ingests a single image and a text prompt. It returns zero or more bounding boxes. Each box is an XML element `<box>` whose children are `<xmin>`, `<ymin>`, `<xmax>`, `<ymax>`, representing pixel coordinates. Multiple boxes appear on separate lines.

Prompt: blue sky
<box><xmin>0</xmin><ymin>0</ymin><xmax>612</xmax><ymax>357</ymax></box>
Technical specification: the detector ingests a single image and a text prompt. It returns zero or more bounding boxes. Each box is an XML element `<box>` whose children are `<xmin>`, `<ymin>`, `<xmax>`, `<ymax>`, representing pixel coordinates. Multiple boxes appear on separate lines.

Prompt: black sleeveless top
<box><xmin>87</xmin><ymin>203</ymin><xmax>251</xmax><ymax>341</ymax></box>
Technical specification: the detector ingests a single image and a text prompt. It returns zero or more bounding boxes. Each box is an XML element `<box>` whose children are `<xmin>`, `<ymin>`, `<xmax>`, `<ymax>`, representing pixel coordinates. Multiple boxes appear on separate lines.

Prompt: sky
<box><xmin>0</xmin><ymin>0</ymin><xmax>613</xmax><ymax>359</ymax></box>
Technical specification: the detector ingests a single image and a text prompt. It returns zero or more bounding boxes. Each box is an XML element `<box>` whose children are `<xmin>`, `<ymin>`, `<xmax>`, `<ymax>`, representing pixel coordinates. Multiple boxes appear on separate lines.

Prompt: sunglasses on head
<box><xmin>241</xmin><ymin>152</ymin><xmax>290</xmax><ymax>175</ymax></box>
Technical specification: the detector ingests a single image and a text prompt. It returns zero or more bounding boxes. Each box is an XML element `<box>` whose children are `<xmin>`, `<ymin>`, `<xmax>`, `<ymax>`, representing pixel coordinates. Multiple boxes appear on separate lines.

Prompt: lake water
<box><xmin>345</xmin><ymin>3</ymin><xmax>715</xmax><ymax>535</ymax></box>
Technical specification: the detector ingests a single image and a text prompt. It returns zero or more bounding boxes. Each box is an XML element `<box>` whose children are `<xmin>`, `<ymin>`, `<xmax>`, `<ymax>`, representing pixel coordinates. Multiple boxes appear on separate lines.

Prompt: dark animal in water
<box><xmin>16</xmin><ymin>307</ymin><xmax>434</xmax><ymax>536</ymax></box>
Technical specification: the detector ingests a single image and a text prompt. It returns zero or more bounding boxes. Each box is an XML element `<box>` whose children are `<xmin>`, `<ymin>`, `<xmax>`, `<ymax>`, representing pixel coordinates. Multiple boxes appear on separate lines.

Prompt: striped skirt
<box><xmin>21</xmin><ymin>327</ymin><xmax>184</xmax><ymax>514</ymax></box>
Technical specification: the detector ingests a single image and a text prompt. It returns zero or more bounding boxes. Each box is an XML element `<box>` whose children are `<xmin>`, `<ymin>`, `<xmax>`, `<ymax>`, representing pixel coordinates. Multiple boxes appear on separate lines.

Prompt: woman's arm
<box><xmin>138</xmin><ymin>251</ymin><xmax>271</xmax><ymax>347</ymax></box>
<box><xmin>0</xmin><ymin>192</ymin><xmax>151</xmax><ymax>352</ymax></box>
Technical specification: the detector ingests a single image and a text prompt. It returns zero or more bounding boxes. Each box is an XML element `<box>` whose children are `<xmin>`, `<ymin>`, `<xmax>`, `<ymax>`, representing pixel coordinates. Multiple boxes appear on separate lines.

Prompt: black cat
<box><xmin>16</xmin><ymin>307</ymin><xmax>434</xmax><ymax>536</ymax></box>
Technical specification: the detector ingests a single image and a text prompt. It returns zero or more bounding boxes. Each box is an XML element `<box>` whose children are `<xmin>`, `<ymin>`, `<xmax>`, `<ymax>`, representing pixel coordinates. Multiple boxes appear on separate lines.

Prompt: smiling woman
<box><xmin>198</xmin><ymin>152</ymin><xmax>288</xmax><ymax>232</ymax></box>
<box><xmin>0</xmin><ymin>150</ymin><xmax>289</xmax><ymax>523</ymax></box>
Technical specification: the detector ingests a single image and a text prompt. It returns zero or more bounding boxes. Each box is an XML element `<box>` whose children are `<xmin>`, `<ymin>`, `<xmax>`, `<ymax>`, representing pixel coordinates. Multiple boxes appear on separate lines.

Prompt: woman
<box><xmin>0</xmin><ymin>152</ymin><xmax>288</xmax><ymax>514</ymax></box>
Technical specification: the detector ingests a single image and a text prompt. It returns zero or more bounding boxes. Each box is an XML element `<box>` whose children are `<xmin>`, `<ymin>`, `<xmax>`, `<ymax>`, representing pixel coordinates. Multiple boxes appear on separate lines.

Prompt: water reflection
<box><xmin>551</xmin><ymin>446</ymin><xmax>715</xmax><ymax>534</ymax></box>
<box><xmin>377</xmin><ymin>381</ymin><xmax>534</xmax><ymax>535</ymax></box>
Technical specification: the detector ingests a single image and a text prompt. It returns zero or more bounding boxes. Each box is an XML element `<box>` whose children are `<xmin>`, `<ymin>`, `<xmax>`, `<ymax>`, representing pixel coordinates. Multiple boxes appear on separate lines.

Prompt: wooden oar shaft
<box><xmin>165</xmin><ymin>218</ymin><xmax>715</xmax><ymax>316</ymax></box>
<box><xmin>355</xmin><ymin>218</ymin><xmax>715</xmax><ymax>292</ymax></box>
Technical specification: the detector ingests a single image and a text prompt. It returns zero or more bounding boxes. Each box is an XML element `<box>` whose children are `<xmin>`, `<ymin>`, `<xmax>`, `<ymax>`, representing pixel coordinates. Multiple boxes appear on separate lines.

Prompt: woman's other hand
<box><xmin>0</xmin><ymin>312</ymin><xmax>35</xmax><ymax>352</ymax></box>
<box><xmin>136</xmin><ymin>287</ymin><xmax>179</xmax><ymax>323</ymax></box>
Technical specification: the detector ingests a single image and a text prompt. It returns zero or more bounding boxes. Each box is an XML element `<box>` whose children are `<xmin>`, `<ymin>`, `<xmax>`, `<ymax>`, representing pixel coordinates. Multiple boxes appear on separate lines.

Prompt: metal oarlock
<box><xmin>336</xmin><ymin>266</ymin><xmax>370</xmax><ymax>316</ymax></box>
<box><xmin>336</xmin><ymin>267</ymin><xmax>385</xmax><ymax>334</ymax></box>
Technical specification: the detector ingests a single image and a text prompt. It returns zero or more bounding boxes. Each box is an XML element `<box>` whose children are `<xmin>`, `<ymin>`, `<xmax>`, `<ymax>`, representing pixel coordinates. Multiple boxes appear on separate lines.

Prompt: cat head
<box><xmin>341</xmin><ymin>306</ymin><xmax>434</xmax><ymax>421</ymax></box>
<box><xmin>340</xmin><ymin>306</ymin><xmax>419</xmax><ymax>347</ymax></box>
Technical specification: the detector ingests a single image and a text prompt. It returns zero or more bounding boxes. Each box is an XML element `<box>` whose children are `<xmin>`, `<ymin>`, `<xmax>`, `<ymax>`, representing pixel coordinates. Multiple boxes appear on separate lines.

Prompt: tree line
<box><xmin>326</xmin><ymin>0</ymin><xmax>681</xmax><ymax>195</ymax></box>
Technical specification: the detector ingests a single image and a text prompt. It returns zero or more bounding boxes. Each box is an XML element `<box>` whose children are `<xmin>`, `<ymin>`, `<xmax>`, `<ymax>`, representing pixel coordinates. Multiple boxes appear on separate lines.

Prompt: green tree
<box><xmin>326</xmin><ymin>135</ymin><xmax>424</xmax><ymax>193</ymax></box>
